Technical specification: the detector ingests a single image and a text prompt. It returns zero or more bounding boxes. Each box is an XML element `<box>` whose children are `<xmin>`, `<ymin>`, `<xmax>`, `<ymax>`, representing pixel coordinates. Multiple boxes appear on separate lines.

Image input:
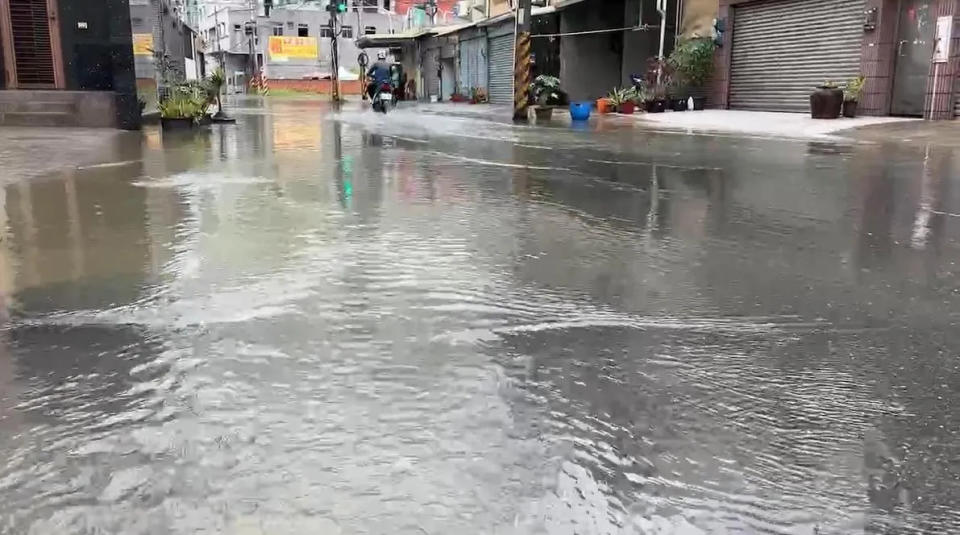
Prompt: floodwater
<box><xmin>1</xmin><ymin>98</ymin><xmax>960</xmax><ymax>534</ymax></box>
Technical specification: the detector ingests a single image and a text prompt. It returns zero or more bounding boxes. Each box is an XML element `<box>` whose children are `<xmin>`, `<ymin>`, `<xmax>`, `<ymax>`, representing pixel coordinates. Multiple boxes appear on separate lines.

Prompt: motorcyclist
<box><xmin>366</xmin><ymin>51</ymin><xmax>392</xmax><ymax>100</ymax></box>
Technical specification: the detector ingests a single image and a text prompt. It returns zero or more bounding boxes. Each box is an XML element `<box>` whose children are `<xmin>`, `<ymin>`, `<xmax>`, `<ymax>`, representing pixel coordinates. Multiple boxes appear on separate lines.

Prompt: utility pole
<box><xmin>512</xmin><ymin>0</ymin><xmax>532</xmax><ymax>121</ymax></box>
<box><xmin>212</xmin><ymin>6</ymin><xmax>228</xmax><ymax>114</ymax></box>
<box><xmin>327</xmin><ymin>0</ymin><xmax>347</xmax><ymax>102</ymax></box>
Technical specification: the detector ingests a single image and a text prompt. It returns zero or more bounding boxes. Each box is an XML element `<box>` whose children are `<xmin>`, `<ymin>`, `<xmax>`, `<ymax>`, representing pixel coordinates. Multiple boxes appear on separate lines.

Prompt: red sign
<box><xmin>394</xmin><ymin>0</ymin><xmax>458</xmax><ymax>16</ymax></box>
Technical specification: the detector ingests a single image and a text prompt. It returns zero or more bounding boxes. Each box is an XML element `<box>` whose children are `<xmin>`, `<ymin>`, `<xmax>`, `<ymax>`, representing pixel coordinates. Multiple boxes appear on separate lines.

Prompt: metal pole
<box><xmin>330</xmin><ymin>14</ymin><xmax>341</xmax><ymax>101</ymax></box>
<box><xmin>214</xmin><ymin>6</ymin><xmax>227</xmax><ymax>113</ymax></box>
<box><xmin>656</xmin><ymin>0</ymin><xmax>666</xmax><ymax>84</ymax></box>
<box><xmin>512</xmin><ymin>0</ymin><xmax>532</xmax><ymax>121</ymax></box>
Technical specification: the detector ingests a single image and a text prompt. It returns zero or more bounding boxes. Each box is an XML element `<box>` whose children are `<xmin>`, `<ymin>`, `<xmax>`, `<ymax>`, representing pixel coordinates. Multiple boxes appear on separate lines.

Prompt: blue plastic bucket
<box><xmin>569</xmin><ymin>101</ymin><xmax>591</xmax><ymax>121</ymax></box>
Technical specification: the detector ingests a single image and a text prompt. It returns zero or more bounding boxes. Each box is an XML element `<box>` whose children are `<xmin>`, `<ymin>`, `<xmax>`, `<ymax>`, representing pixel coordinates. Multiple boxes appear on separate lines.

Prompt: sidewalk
<box><xmin>631</xmin><ymin>109</ymin><xmax>917</xmax><ymax>139</ymax></box>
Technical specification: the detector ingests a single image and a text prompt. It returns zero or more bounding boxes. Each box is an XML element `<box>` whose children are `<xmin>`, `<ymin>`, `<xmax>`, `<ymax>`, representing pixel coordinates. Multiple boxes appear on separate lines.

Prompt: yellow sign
<box><xmin>133</xmin><ymin>33</ymin><xmax>154</xmax><ymax>56</ymax></box>
<box><xmin>268</xmin><ymin>36</ymin><xmax>318</xmax><ymax>61</ymax></box>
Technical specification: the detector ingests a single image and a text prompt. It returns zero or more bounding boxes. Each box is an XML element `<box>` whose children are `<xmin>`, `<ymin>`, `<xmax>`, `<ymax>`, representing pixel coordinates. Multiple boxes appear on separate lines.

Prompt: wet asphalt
<box><xmin>1</xmin><ymin>97</ymin><xmax>960</xmax><ymax>534</ymax></box>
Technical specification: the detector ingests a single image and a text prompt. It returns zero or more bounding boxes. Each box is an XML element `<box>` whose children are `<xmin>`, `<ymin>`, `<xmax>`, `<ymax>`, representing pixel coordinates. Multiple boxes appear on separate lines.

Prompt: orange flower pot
<box><xmin>596</xmin><ymin>98</ymin><xmax>614</xmax><ymax>114</ymax></box>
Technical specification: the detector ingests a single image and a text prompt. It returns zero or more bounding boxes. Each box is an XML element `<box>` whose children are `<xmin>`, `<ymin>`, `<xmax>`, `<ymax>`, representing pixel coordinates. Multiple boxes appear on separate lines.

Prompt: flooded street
<box><xmin>2</xmin><ymin>98</ymin><xmax>960</xmax><ymax>534</ymax></box>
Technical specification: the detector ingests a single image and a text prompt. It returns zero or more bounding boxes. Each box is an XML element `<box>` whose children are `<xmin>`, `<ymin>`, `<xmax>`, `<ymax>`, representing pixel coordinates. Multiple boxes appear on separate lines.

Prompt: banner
<box><xmin>133</xmin><ymin>33</ymin><xmax>154</xmax><ymax>56</ymax></box>
<box><xmin>268</xmin><ymin>36</ymin><xmax>318</xmax><ymax>62</ymax></box>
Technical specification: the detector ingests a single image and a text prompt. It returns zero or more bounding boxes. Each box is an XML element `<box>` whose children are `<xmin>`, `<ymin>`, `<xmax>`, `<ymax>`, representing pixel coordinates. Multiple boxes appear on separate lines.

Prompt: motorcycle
<box><xmin>371</xmin><ymin>81</ymin><xmax>394</xmax><ymax>114</ymax></box>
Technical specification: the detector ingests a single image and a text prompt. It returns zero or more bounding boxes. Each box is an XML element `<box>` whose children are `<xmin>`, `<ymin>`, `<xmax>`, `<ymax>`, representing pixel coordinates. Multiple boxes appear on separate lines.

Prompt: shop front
<box><xmin>714</xmin><ymin>0</ymin><xmax>959</xmax><ymax>119</ymax></box>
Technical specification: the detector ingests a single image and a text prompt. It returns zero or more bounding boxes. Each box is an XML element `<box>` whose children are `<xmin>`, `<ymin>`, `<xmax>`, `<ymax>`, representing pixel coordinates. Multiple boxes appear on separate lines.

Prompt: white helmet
<box><xmin>377</xmin><ymin>50</ymin><xmax>387</xmax><ymax>60</ymax></box>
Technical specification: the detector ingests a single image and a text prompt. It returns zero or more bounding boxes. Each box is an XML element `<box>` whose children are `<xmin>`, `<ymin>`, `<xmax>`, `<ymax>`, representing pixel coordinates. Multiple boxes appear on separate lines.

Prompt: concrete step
<box><xmin>0</xmin><ymin>111</ymin><xmax>79</xmax><ymax>127</ymax></box>
<box><xmin>0</xmin><ymin>101</ymin><xmax>75</xmax><ymax>113</ymax></box>
<box><xmin>0</xmin><ymin>90</ymin><xmax>87</xmax><ymax>104</ymax></box>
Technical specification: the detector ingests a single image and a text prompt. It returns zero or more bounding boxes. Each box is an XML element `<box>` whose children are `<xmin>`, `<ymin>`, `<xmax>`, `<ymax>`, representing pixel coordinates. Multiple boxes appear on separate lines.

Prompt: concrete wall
<box><xmin>488</xmin><ymin>0</ymin><xmax>512</xmax><ymax>17</ymax></box>
<box><xmin>559</xmin><ymin>0</ymin><xmax>625</xmax><ymax>101</ymax></box>
<box><xmin>681</xmin><ymin>0</ymin><xmax>717</xmax><ymax>38</ymax></box>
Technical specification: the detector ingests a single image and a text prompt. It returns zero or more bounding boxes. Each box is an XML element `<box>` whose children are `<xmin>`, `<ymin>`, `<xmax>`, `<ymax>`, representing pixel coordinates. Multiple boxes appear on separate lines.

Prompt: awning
<box><xmin>551</xmin><ymin>0</ymin><xmax>589</xmax><ymax>8</ymax></box>
<box><xmin>355</xmin><ymin>30</ymin><xmax>432</xmax><ymax>48</ymax></box>
<box><xmin>433</xmin><ymin>22</ymin><xmax>477</xmax><ymax>36</ymax></box>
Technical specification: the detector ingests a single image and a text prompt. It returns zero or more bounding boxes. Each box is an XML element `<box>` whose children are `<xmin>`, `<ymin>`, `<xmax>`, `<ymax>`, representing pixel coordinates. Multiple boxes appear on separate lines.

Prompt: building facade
<box><xmin>197</xmin><ymin>0</ymin><xmax>403</xmax><ymax>92</ymax></box>
<box><xmin>130</xmin><ymin>0</ymin><xmax>201</xmax><ymax>108</ymax></box>
<box><xmin>709</xmin><ymin>0</ymin><xmax>960</xmax><ymax>120</ymax></box>
<box><xmin>0</xmin><ymin>0</ymin><xmax>140</xmax><ymax>128</ymax></box>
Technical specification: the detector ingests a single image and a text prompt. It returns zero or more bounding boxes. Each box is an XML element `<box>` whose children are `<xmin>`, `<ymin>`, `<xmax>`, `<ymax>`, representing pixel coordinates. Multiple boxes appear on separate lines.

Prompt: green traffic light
<box><xmin>337</xmin><ymin>1</ymin><xmax>347</xmax><ymax>12</ymax></box>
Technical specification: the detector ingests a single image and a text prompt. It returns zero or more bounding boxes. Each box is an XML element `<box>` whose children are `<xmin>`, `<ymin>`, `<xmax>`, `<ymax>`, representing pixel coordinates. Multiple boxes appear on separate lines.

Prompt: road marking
<box><xmin>76</xmin><ymin>160</ymin><xmax>141</xmax><ymax>170</ymax></box>
<box><xmin>587</xmin><ymin>159</ymin><xmax>721</xmax><ymax>171</ymax></box>
<box><xmin>430</xmin><ymin>151</ymin><xmax>568</xmax><ymax>171</ymax></box>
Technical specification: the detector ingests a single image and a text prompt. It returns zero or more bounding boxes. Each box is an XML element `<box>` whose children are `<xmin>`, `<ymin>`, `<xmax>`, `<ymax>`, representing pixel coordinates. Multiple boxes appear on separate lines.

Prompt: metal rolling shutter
<box><xmin>459</xmin><ymin>37</ymin><xmax>487</xmax><ymax>93</ymax></box>
<box><xmin>488</xmin><ymin>34</ymin><xmax>513</xmax><ymax>104</ymax></box>
<box><xmin>729</xmin><ymin>0</ymin><xmax>864</xmax><ymax>112</ymax></box>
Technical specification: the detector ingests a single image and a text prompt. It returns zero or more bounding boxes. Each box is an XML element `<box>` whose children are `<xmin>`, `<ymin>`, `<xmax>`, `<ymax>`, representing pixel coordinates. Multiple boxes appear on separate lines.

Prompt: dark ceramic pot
<box><xmin>645</xmin><ymin>99</ymin><xmax>667</xmax><ymax>113</ymax></box>
<box><xmin>842</xmin><ymin>100</ymin><xmax>858</xmax><ymax>118</ymax></box>
<box><xmin>810</xmin><ymin>86</ymin><xmax>843</xmax><ymax>119</ymax></box>
<box><xmin>670</xmin><ymin>98</ymin><xmax>688</xmax><ymax>112</ymax></box>
<box><xmin>691</xmin><ymin>96</ymin><xmax>706</xmax><ymax>110</ymax></box>
<box><xmin>160</xmin><ymin>117</ymin><xmax>196</xmax><ymax>130</ymax></box>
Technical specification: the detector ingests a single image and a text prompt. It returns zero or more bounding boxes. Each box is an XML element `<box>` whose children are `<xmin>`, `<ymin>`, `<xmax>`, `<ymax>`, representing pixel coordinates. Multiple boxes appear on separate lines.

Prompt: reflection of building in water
<box><xmin>3</xmin><ymin>164</ymin><xmax>153</xmax><ymax>313</ymax></box>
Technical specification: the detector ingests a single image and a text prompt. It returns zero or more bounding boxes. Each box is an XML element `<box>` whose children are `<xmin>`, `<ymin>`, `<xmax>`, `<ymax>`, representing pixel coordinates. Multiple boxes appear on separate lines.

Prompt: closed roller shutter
<box><xmin>459</xmin><ymin>37</ymin><xmax>487</xmax><ymax>94</ymax></box>
<box><xmin>488</xmin><ymin>34</ymin><xmax>513</xmax><ymax>104</ymax></box>
<box><xmin>729</xmin><ymin>0</ymin><xmax>864</xmax><ymax>112</ymax></box>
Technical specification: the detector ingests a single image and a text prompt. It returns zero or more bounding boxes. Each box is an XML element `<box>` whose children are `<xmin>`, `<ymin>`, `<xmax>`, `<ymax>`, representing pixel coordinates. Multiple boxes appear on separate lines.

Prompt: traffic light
<box><xmin>326</xmin><ymin>0</ymin><xmax>348</xmax><ymax>13</ymax></box>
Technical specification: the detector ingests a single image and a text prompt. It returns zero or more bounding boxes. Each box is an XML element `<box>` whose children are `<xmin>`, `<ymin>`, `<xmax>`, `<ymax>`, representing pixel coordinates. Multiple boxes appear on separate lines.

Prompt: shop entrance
<box><xmin>891</xmin><ymin>0</ymin><xmax>935</xmax><ymax>116</ymax></box>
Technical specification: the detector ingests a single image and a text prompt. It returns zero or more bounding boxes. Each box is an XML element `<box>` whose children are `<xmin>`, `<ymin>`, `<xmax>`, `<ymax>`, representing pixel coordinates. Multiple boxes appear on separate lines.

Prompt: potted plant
<box><xmin>596</xmin><ymin>95</ymin><xmax>614</xmax><ymax>113</ymax></box>
<box><xmin>810</xmin><ymin>80</ymin><xmax>843</xmax><ymax>119</ymax></box>
<box><xmin>668</xmin><ymin>38</ymin><xmax>715</xmax><ymax>110</ymax></box>
<box><xmin>643</xmin><ymin>58</ymin><xmax>671</xmax><ymax>113</ymax></box>
<box><xmin>158</xmin><ymin>83</ymin><xmax>209</xmax><ymax>129</ymax></box>
<box><xmin>530</xmin><ymin>75</ymin><xmax>567</xmax><ymax>106</ymax></box>
<box><xmin>843</xmin><ymin>75</ymin><xmax>865</xmax><ymax>118</ymax></box>
<box><xmin>668</xmin><ymin>78</ymin><xmax>688</xmax><ymax>112</ymax></box>
<box><xmin>207</xmin><ymin>68</ymin><xmax>227</xmax><ymax>117</ymax></box>
<box><xmin>607</xmin><ymin>87</ymin><xmax>636</xmax><ymax>114</ymax></box>
<box><xmin>470</xmin><ymin>87</ymin><xmax>487</xmax><ymax>104</ymax></box>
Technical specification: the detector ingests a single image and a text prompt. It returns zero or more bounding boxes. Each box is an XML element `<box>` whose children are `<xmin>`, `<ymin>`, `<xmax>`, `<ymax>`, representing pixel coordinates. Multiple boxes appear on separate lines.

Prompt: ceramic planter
<box><xmin>810</xmin><ymin>86</ymin><xmax>843</xmax><ymax>119</ymax></box>
<box><xmin>842</xmin><ymin>100</ymin><xmax>858</xmax><ymax>118</ymax></box>
<box><xmin>160</xmin><ymin>117</ymin><xmax>196</xmax><ymax>130</ymax></box>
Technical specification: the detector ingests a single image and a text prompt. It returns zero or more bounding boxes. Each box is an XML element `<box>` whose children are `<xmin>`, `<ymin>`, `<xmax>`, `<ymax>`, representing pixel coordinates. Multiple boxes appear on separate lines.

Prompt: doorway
<box><xmin>440</xmin><ymin>58</ymin><xmax>454</xmax><ymax>101</ymax></box>
<box><xmin>891</xmin><ymin>0</ymin><xmax>935</xmax><ymax>116</ymax></box>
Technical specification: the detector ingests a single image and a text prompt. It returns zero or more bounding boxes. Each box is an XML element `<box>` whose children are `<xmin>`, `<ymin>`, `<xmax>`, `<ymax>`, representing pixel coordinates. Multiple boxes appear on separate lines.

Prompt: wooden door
<box><xmin>0</xmin><ymin>0</ymin><xmax>63</xmax><ymax>88</ymax></box>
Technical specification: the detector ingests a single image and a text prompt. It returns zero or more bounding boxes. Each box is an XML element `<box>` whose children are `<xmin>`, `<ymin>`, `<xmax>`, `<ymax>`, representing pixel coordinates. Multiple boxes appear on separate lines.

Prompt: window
<box><xmin>320</xmin><ymin>26</ymin><xmax>333</xmax><ymax>38</ymax></box>
<box><xmin>340</xmin><ymin>25</ymin><xmax>353</xmax><ymax>38</ymax></box>
<box><xmin>298</xmin><ymin>24</ymin><xmax>309</xmax><ymax>37</ymax></box>
<box><xmin>233</xmin><ymin>24</ymin><xmax>241</xmax><ymax>31</ymax></box>
<box><xmin>383</xmin><ymin>0</ymin><xmax>391</xmax><ymax>11</ymax></box>
<box><xmin>287</xmin><ymin>21</ymin><xmax>295</xmax><ymax>28</ymax></box>
<box><xmin>364</xmin><ymin>25</ymin><xmax>377</xmax><ymax>35</ymax></box>
<box><xmin>272</xmin><ymin>24</ymin><xmax>283</xmax><ymax>36</ymax></box>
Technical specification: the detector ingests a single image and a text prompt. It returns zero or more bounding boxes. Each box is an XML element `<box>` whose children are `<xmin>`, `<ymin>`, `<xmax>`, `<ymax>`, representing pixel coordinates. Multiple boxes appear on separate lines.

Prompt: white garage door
<box><xmin>729</xmin><ymin>0</ymin><xmax>864</xmax><ymax>112</ymax></box>
<box><xmin>488</xmin><ymin>34</ymin><xmax>514</xmax><ymax>105</ymax></box>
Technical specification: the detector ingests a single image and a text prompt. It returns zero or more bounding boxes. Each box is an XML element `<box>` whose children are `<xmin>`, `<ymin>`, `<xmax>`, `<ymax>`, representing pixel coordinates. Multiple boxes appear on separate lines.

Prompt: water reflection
<box><xmin>1</xmin><ymin>99</ymin><xmax>959</xmax><ymax>533</ymax></box>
